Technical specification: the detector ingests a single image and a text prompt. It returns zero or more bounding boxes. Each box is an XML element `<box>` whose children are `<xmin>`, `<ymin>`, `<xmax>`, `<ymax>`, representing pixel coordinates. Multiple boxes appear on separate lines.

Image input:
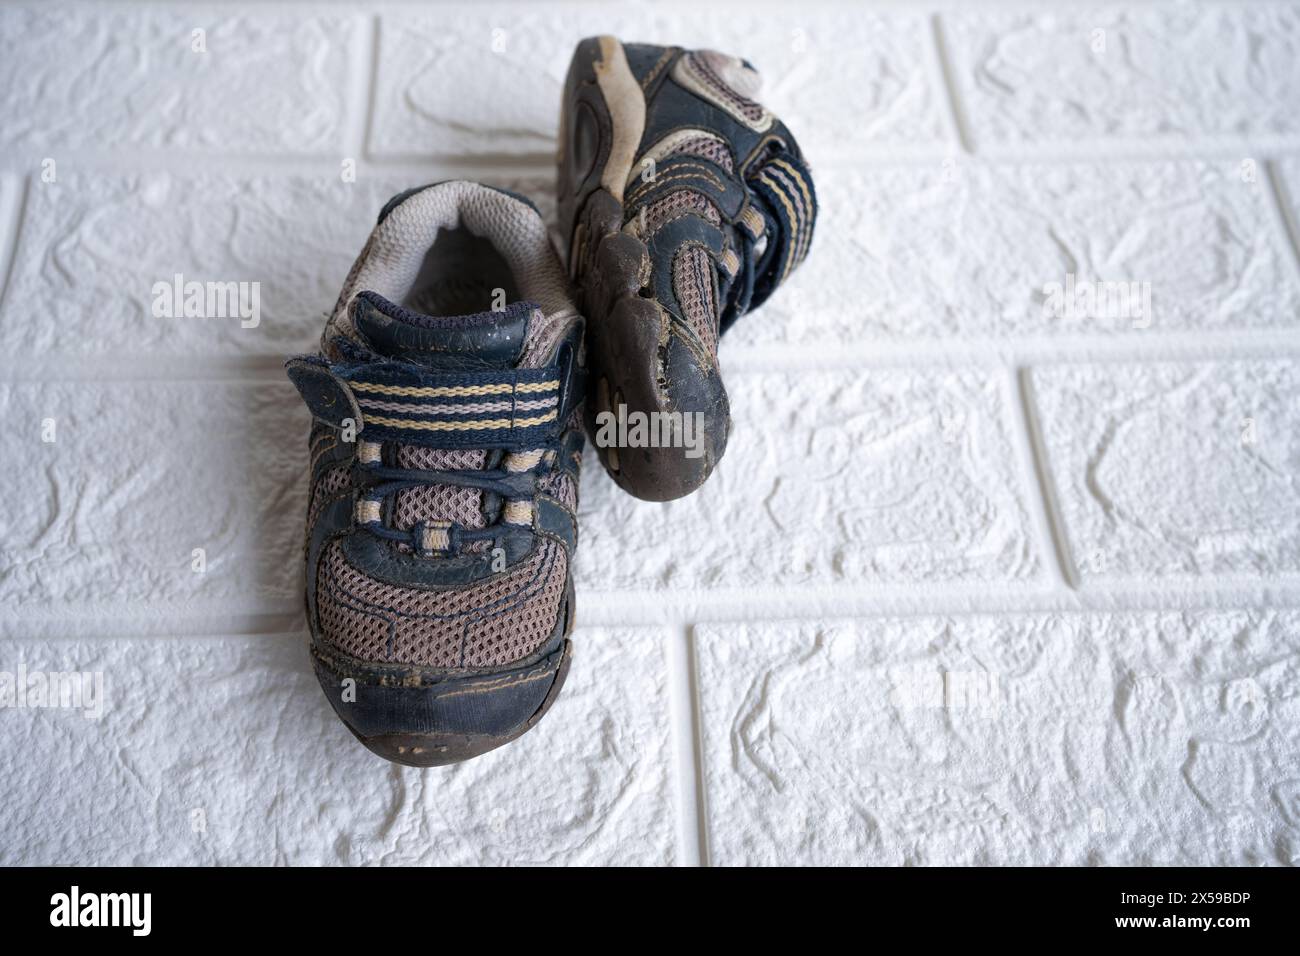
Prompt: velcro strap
<box><xmin>747</xmin><ymin>147</ymin><xmax>817</xmax><ymax>307</ymax></box>
<box><xmin>287</xmin><ymin>355</ymin><xmax>570</xmax><ymax>449</ymax></box>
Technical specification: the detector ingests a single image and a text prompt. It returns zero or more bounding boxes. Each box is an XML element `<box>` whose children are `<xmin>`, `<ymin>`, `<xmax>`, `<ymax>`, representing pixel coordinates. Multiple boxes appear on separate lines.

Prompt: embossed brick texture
<box><xmin>944</xmin><ymin>3</ymin><xmax>1300</xmax><ymax>151</ymax></box>
<box><xmin>0</xmin><ymin>1</ymin><xmax>1297</xmax><ymax>866</ymax></box>
<box><xmin>0</xmin><ymin>629</ymin><xmax>675</xmax><ymax>865</ymax></box>
<box><xmin>696</xmin><ymin>613</ymin><xmax>1300</xmax><ymax>866</ymax></box>
<box><xmin>0</xmin><ymin>7</ymin><xmax>360</xmax><ymax>155</ymax></box>
<box><xmin>370</xmin><ymin>4</ymin><xmax>945</xmax><ymax>159</ymax></box>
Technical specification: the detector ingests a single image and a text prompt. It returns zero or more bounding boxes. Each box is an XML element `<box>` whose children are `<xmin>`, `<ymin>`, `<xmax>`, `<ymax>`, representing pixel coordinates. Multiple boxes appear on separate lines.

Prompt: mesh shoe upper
<box><xmin>291</xmin><ymin>181</ymin><xmax>584</xmax><ymax>673</ymax></box>
<box><xmin>620</xmin><ymin>45</ymin><xmax>818</xmax><ymax>357</ymax></box>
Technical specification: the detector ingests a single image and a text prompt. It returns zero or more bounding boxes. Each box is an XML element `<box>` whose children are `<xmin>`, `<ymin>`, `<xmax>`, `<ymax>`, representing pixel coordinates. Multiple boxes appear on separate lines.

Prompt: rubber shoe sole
<box><xmin>558</xmin><ymin>36</ymin><xmax>730</xmax><ymax>502</ymax></box>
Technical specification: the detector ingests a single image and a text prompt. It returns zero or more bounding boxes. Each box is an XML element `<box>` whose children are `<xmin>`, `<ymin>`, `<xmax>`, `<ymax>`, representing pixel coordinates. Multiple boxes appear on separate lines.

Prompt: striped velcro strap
<box><xmin>343</xmin><ymin>361</ymin><xmax>564</xmax><ymax>449</ymax></box>
<box><xmin>748</xmin><ymin>148</ymin><xmax>818</xmax><ymax>291</ymax></box>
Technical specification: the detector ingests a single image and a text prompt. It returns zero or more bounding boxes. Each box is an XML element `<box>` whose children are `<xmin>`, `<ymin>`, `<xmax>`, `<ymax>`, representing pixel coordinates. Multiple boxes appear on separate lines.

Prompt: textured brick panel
<box><xmin>0</xmin><ymin>7</ymin><xmax>358</xmax><ymax>154</ymax></box>
<box><xmin>0</xmin><ymin>173</ymin><xmax>553</xmax><ymax>357</ymax></box>
<box><xmin>370</xmin><ymin>6</ymin><xmax>945</xmax><ymax>159</ymax></box>
<box><xmin>0</xmin><ymin>0</ymin><xmax>1296</xmax><ymax>870</ymax></box>
<box><xmin>0</xmin><ymin>381</ymin><xmax>309</xmax><ymax>609</ymax></box>
<box><xmin>729</xmin><ymin>161</ymin><xmax>1300</xmax><ymax>346</ymax></box>
<box><xmin>577</xmin><ymin>369</ymin><xmax>1042</xmax><ymax>590</ymax></box>
<box><xmin>1273</xmin><ymin>155</ymin><xmax>1300</xmax><ymax>252</ymax></box>
<box><xmin>1030</xmin><ymin>361</ymin><xmax>1300</xmax><ymax>580</ymax></box>
<box><xmin>944</xmin><ymin>4</ymin><xmax>1300</xmax><ymax>149</ymax></box>
<box><xmin>697</xmin><ymin>613</ymin><xmax>1300</xmax><ymax>865</ymax></box>
<box><xmin>0</xmin><ymin>628</ymin><xmax>674</xmax><ymax>865</ymax></box>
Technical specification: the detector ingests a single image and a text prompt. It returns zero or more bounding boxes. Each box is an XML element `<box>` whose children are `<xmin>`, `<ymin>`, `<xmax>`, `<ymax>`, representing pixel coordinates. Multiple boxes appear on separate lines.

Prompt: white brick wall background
<box><xmin>1</xmin><ymin>0</ymin><xmax>1299</xmax><ymax>867</ymax></box>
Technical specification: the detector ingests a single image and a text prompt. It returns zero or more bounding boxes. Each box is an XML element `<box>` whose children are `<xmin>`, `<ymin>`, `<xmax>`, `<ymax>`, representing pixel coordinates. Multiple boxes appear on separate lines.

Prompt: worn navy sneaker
<box><xmin>287</xmin><ymin>181</ymin><xmax>585</xmax><ymax>767</ymax></box>
<box><xmin>558</xmin><ymin>37</ymin><xmax>816</xmax><ymax>501</ymax></box>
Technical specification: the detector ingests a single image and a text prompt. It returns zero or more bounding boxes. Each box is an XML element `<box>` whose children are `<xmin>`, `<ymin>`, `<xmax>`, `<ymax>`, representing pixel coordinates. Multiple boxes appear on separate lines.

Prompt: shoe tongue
<box><xmin>351</xmin><ymin>290</ymin><xmax>532</xmax><ymax>370</ymax></box>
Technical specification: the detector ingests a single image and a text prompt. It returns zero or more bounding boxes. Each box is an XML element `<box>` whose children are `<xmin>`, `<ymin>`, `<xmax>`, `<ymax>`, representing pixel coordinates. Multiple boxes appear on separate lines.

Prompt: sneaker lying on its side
<box><xmin>557</xmin><ymin>36</ymin><xmax>817</xmax><ymax>501</ymax></box>
<box><xmin>287</xmin><ymin>181</ymin><xmax>585</xmax><ymax>767</ymax></box>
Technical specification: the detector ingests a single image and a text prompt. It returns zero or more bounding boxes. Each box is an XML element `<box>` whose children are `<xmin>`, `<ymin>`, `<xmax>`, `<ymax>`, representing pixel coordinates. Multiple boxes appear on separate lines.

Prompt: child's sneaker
<box><xmin>557</xmin><ymin>37</ymin><xmax>816</xmax><ymax>500</ymax></box>
<box><xmin>287</xmin><ymin>181</ymin><xmax>585</xmax><ymax>766</ymax></box>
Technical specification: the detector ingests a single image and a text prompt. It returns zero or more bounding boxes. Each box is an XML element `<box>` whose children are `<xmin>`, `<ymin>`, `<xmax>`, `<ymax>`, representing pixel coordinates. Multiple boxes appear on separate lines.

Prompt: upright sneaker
<box><xmin>557</xmin><ymin>37</ymin><xmax>816</xmax><ymax>501</ymax></box>
<box><xmin>287</xmin><ymin>181</ymin><xmax>585</xmax><ymax>767</ymax></box>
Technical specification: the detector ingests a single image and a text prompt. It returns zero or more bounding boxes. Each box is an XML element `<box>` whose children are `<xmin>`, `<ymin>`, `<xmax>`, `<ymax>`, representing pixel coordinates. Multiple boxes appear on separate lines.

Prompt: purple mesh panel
<box><xmin>306</xmin><ymin>465</ymin><xmax>351</xmax><ymax>553</ymax></box>
<box><xmin>687</xmin><ymin>51</ymin><xmax>766</xmax><ymax>123</ymax></box>
<box><xmin>392</xmin><ymin>446</ymin><xmax>488</xmax><ymax>530</ymax></box>
<box><xmin>643</xmin><ymin>190</ymin><xmax>721</xmax><ymax>236</ymax></box>
<box><xmin>673</xmin><ymin>134</ymin><xmax>735</xmax><ymax>172</ymax></box>
<box><xmin>672</xmin><ymin>245</ymin><xmax>719</xmax><ymax>359</ymax></box>
<box><xmin>316</xmin><ymin>538</ymin><xmax>568</xmax><ymax>668</ymax></box>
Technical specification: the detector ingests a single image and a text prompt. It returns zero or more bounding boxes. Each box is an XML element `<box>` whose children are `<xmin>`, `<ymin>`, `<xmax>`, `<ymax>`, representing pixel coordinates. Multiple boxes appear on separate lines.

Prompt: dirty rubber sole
<box><xmin>558</xmin><ymin>36</ymin><xmax>728</xmax><ymax>502</ymax></box>
<box><xmin>348</xmin><ymin>640</ymin><xmax>573</xmax><ymax>768</ymax></box>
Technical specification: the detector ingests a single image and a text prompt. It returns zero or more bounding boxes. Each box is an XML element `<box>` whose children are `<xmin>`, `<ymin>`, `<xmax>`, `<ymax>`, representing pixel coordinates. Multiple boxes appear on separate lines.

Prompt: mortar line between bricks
<box><xmin>0</xmin><ymin>173</ymin><xmax>30</xmax><ymax>321</ymax></box>
<box><xmin>0</xmin><ymin>155</ymin><xmax>558</xmax><ymax>182</ymax></box>
<box><xmin>10</xmin><ymin>579</ymin><xmax>1300</xmax><ymax>641</ymax></box>
<box><xmin>666</xmin><ymin>623</ymin><xmax>709</xmax><ymax>867</ymax></box>
<box><xmin>928</xmin><ymin>13</ymin><xmax>974</xmax><ymax>155</ymax></box>
<box><xmin>365</xmin><ymin>17</ymin><xmax>385</xmax><ymax>165</ymax></box>
<box><xmin>1012</xmin><ymin>366</ymin><xmax>1080</xmax><ymax>590</ymax></box>
<box><xmin>581</xmin><ymin>579</ymin><xmax>1300</xmax><ymax>620</ymax></box>
<box><xmin>35</xmin><ymin>0</ymin><xmax>1274</xmax><ymax>13</ymax></box>
<box><xmin>3</xmin><ymin>145</ymin><xmax>1300</xmax><ymax>181</ymax></box>
<box><xmin>724</xmin><ymin>333</ymin><xmax>1300</xmax><ymax>369</ymax></box>
<box><xmin>6</xmin><ymin>331</ymin><xmax>1300</xmax><ymax>383</ymax></box>
<box><xmin>1265</xmin><ymin>158</ymin><xmax>1300</xmax><ymax>281</ymax></box>
<box><xmin>963</xmin><ymin>140</ymin><xmax>1300</xmax><ymax>163</ymax></box>
<box><xmin>344</xmin><ymin>13</ymin><xmax>378</xmax><ymax>164</ymax></box>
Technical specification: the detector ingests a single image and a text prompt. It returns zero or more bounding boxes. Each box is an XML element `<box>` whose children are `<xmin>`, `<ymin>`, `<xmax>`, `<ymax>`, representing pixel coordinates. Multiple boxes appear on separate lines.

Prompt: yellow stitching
<box><xmin>506</xmin><ymin>449</ymin><xmax>546</xmax><ymax>472</ymax></box>
<box><xmin>764</xmin><ymin>165</ymin><xmax>809</xmax><ymax>264</ymax></box>
<box><xmin>759</xmin><ymin>173</ymin><xmax>800</xmax><ymax>282</ymax></box>
<box><xmin>627</xmin><ymin>170</ymin><xmax>725</xmax><ymax>204</ymax></box>
<box><xmin>633</xmin><ymin>208</ymin><xmax>716</xmax><ymax>241</ymax></box>
<box><xmin>625</xmin><ymin>168</ymin><xmax>726</xmax><ymax>206</ymax></box>
<box><xmin>740</xmin><ymin>205</ymin><xmax>765</xmax><ymax>237</ymax></box>
<box><xmin>421</xmin><ymin>525</ymin><xmax>451</xmax><ymax>551</ymax></box>
<box><xmin>432</xmin><ymin>668</ymin><xmax>553</xmax><ymax>700</ymax></box>
<box><xmin>351</xmin><ymin>379</ymin><xmax>558</xmax><ymax>398</ymax></box>
<box><xmin>771</xmin><ymin>159</ymin><xmax>814</xmax><ymax>216</ymax></box>
<box><xmin>770</xmin><ymin>158</ymin><xmax>814</xmax><ymax>263</ymax></box>
<box><xmin>364</xmin><ymin>410</ymin><xmax>558</xmax><ymax>432</ymax></box>
<box><xmin>641</xmin><ymin>47</ymin><xmax>676</xmax><ymax>90</ymax></box>
<box><xmin>502</xmin><ymin>499</ymin><xmax>534</xmax><ymax>525</ymax></box>
<box><xmin>309</xmin><ymin>437</ymin><xmax>337</xmax><ymax>468</ymax></box>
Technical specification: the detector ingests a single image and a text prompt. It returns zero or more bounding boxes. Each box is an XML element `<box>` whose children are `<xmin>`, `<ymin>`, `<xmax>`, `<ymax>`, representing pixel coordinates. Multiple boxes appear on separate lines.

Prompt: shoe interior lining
<box><xmin>402</xmin><ymin>226</ymin><xmax>520</xmax><ymax>317</ymax></box>
<box><xmin>336</xmin><ymin>181</ymin><xmax>572</xmax><ymax>326</ymax></box>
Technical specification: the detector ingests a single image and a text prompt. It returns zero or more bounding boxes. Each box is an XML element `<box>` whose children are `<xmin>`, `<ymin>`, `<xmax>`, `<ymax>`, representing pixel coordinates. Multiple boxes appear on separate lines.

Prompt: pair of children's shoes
<box><xmin>287</xmin><ymin>37</ymin><xmax>817</xmax><ymax>765</ymax></box>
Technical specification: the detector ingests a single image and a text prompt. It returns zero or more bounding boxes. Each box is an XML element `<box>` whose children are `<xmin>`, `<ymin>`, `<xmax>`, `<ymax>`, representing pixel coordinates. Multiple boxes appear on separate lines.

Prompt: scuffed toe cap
<box><xmin>308</xmin><ymin>537</ymin><xmax>576</xmax><ymax>766</ymax></box>
<box><xmin>312</xmin><ymin>639</ymin><xmax>572</xmax><ymax>767</ymax></box>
